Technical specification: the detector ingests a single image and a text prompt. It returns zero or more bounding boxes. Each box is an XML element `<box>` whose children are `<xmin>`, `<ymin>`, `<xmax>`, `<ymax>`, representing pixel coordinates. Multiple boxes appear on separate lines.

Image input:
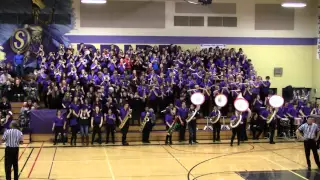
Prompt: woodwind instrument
<box><xmin>139</xmin><ymin>112</ymin><xmax>150</xmax><ymax>132</ymax></box>
<box><xmin>167</xmin><ymin>117</ymin><xmax>179</xmax><ymax>135</ymax></box>
<box><xmin>119</xmin><ymin>109</ymin><xmax>132</xmax><ymax>129</ymax></box>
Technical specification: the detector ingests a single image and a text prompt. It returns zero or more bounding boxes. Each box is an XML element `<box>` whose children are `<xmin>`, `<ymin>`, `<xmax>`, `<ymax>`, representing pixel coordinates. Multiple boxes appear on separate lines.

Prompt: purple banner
<box><xmin>30</xmin><ymin>109</ymin><xmax>66</xmax><ymax>134</ymax></box>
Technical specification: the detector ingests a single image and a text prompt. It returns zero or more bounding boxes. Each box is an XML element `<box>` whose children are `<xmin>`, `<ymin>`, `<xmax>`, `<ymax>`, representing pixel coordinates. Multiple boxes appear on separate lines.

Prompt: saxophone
<box><xmin>139</xmin><ymin>112</ymin><xmax>150</xmax><ymax>132</ymax></box>
<box><xmin>119</xmin><ymin>109</ymin><xmax>132</xmax><ymax>129</ymax></box>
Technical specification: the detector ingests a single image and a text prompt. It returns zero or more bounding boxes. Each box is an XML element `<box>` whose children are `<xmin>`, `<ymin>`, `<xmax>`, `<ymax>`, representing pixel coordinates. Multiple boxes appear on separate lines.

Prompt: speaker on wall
<box><xmin>274</xmin><ymin>67</ymin><xmax>283</xmax><ymax>77</ymax></box>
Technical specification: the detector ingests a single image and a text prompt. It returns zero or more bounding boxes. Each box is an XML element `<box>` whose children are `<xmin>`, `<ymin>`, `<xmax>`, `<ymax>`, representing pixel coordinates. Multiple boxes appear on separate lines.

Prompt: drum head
<box><xmin>215</xmin><ymin>94</ymin><xmax>228</xmax><ymax>107</ymax></box>
<box><xmin>191</xmin><ymin>92</ymin><xmax>205</xmax><ymax>105</ymax></box>
<box><xmin>234</xmin><ymin>98</ymin><xmax>249</xmax><ymax>112</ymax></box>
<box><xmin>269</xmin><ymin>95</ymin><xmax>284</xmax><ymax>108</ymax></box>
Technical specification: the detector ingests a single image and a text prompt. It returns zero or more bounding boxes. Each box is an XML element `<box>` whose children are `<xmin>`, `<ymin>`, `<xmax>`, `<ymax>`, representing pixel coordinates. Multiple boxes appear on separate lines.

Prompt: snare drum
<box><xmin>280</xmin><ymin>118</ymin><xmax>289</xmax><ymax>126</ymax></box>
<box><xmin>294</xmin><ymin>118</ymin><xmax>302</xmax><ymax>126</ymax></box>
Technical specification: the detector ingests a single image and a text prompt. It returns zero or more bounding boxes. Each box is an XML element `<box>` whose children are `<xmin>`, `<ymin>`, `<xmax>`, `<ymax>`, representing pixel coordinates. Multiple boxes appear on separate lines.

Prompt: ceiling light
<box><xmin>81</xmin><ymin>0</ymin><xmax>107</xmax><ymax>4</ymax></box>
<box><xmin>281</xmin><ymin>2</ymin><xmax>306</xmax><ymax>8</ymax></box>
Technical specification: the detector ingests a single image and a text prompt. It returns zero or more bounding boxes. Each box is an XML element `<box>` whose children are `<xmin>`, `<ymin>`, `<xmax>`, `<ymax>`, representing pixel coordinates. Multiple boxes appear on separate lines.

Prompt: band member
<box><xmin>187</xmin><ymin>104</ymin><xmax>199</xmax><ymax>145</ymax></box>
<box><xmin>119</xmin><ymin>102</ymin><xmax>131</xmax><ymax>146</ymax></box>
<box><xmin>296</xmin><ymin>116</ymin><xmax>320</xmax><ymax>170</ymax></box>
<box><xmin>240</xmin><ymin>108</ymin><xmax>251</xmax><ymax>141</ymax></box>
<box><xmin>268</xmin><ymin>108</ymin><xmax>276</xmax><ymax>144</ymax></box>
<box><xmin>210</xmin><ymin>106</ymin><xmax>221</xmax><ymax>142</ymax></box>
<box><xmin>91</xmin><ymin>106</ymin><xmax>103</xmax><ymax>145</ymax></box>
<box><xmin>79</xmin><ymin>108</ymin><xmax>90</xmax><ymax>146</ymax></box>
<box><xmin>105</xmin><ymin>109</ymin><xmax>116</xmax><ymax>144</ymax></box>
<box><xmin>52</xmin><ymin>109</ymin><xmax>66</xmax><ymax>145</ymax></box>
<box><xmin>165</xmin><ymin>108</ymin><xmax>176</xmax><ymax>145</ymax></box>
<box><xmin>69</xmin><ymin>97</ymin><xmax>80</xmax><ymax>146</ymax></box>
<box><xmin>141</xmin><ymin>107</ymin><xmax>154</xmax><ymax>143</ymax></box>
<box><xmin>177</xmin><ymin>102</ymin><xmax>188</xmax><ymax>142</ymax></box>
<box><xmin>287</xmin><ymin>104</ymin><xmax>298</xmax><ymax>135</ymax></box>
<box><xmin>230</xmin><ymin>111</ymin><xmax>242</xmax><ymax>146</ymax></box>
<box><xmin>254</xmin><ymin>106</ymin><xmax>270</xmax><ymax>140</ymax></box>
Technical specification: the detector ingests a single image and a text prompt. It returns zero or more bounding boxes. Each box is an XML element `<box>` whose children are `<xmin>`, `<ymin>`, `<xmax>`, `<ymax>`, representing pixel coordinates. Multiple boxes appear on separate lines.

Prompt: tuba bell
<box><xmin>267</xmin><ymin>95</ymin><xmax>284</xmax><ymax>124</ymax></box>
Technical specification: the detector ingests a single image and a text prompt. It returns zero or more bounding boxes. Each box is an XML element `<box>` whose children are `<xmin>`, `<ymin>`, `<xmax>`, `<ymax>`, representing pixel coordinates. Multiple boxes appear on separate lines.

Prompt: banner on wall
<box><xmin>200</xmin><ymin>44</ymin><xmax>226</xmax><ymax>49</ymax></box>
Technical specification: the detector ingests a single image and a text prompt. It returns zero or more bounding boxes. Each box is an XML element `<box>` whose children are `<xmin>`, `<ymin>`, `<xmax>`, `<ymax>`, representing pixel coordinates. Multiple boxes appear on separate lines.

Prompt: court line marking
<box><xmin>19</xmin><ymin>143</ymin><xmax>30</xmax><ymax>161</ymax></box>
<box><xmin>259</xmin><ymin>156</ymin><xmax>308</xmax><ymax>180</ymax></box>
<box><xmin>27</xmin><ymin>141</ymin><xmax>44</xmax><ymax>178</ymax></box>
<box><xmin>19</xmin><ymin>148</ymin><xmax>34</xmax><ymax>178</ymax></box>
<box><xmin>162</xmin><ymin>145</ymin><xmax>195</xmax><ymax>178</ymax></box>
<box><xmin>48</xmin><ymin>147</ymin><xmax>57</xmax><ymax>179</ymax></box>
<box><xmin>103</xmin><ymin>147</ymin><xmax>116</xmax><ymax>180</ymax></box>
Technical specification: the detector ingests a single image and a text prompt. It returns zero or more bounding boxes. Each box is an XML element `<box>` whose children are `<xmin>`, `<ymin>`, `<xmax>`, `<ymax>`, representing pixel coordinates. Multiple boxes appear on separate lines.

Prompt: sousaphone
<box><xmin>211</xmin><ymin>94</ymin><xmax>228</xmax><ymax>124</ymax></box>
<box><xmin>267</xmin><ymin>95</ymin><xmax>284</xmax><ymax>124</ymax></box>
<box><xmin>231</xmin><ymin>93</ymin><xmax>249</xmax><ymax>128</ymax></box>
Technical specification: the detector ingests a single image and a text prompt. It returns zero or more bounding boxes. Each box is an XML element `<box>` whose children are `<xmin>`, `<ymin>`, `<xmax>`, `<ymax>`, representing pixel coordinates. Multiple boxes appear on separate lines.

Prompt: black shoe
<box><xmin>63</xmin><ymin>143</ymin><xmax>65</xmax><ymax>145</ymax></box>
<box><xmin>112</xmin><ymin>142</ymin><xmax>115</xmax><ymax>144</ymax></box>
<box><xmin>146</xmin><ymin>141</ymin><xmax>150</xmax><ymax>143</ymax></box>
<box><xmin>270</xmin><ymin>142</ymin><xmax>276</xmax><ymax>144</ymax></box>
<box><xmin>122</xmin><ymin>142</ymin><xmax>129</xmax><ymax>146</ymax></box>
<box><xmin>53</xmin><ymin>143</ymin><xmax>56</xmax><ymax>145</ymax></box>
<box><xmin>165</xmin><ymin>142</ymin><xmax>169</xmax><ymax>145</ymax></box>
<box><xmin>230</xmin><ymin>144</ymin><xmax>233</xmax><ymax>146</ymax></box>
<box><xmin>308</xmin><ymin>167</ymin><xmax>311</xmax><ymax>171</ymax></box>
<box><xmin>106</xmin><ymin>142</ymin><xmax>109</xmax><ymax>144</ymax></box>
<box><xmin>169</xmin><ymin>142</ymin><xmax>173</xmax><ymax>145</ymax></box>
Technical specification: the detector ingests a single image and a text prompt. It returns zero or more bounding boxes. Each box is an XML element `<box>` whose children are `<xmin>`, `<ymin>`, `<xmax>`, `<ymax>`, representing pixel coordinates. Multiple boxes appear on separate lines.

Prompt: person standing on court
<box><xmin>296</xmin><ymin>116</ymin><xmax>320</xmax><ymax>170</ymax></box>
<box><xmin>2</xmin><ymin>121</ymin><xmax>23</xmax><ymax>180</ymax></box>
<box><xmin>52</xmin><ymin>109</ymin><xmax>66</xmax><ymax>145</ymax></box>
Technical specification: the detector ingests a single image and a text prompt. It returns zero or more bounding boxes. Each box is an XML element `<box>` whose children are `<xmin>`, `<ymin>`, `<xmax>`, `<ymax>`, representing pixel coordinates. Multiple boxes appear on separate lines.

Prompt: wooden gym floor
<box><xmin>0</xmin><ymin>141</ymin><xmax>320</xmax><ymax>180</ymax></box>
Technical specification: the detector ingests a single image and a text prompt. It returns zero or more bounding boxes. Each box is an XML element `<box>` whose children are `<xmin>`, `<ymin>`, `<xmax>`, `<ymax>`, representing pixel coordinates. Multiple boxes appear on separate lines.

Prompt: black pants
<box><xmin>289</xmin><ymin>117</ymin><xmax>295</xmax><ymax>135</ymax></box>
<box><xmin>255</xmin><ymin>118</ymin><xmax>266</xmax><ymax>139</ymax></box>
<box><xmin>179</xmin><ymin>120</ymin><xmax>186</xmax><ymax>141</ymax></box>
<box><xmin>188</xmin><ymin>121</ymin><xmax>197</xmax><ymax>143</ymax></box>
<box><xmin>121</xmin><ymin>122</ymin><xmax>129</xmax><ymax>144</ymax></box>
<box><xmin>231</xmin><ymin>126</ymin><xmax>240</xmax><ymax>146</ymax></box>
<box><xmin>212</xmin><ymin>122</ymin><xmax>221</xmax><ymax>141</ymax></box>
<box><xmin>142</xmin><ymin>123</ymin><xmax>152</xmax><ymax>142</ymax></box>
<box><xmin>276</xmin><ymin>118</ymin><xmax>283</xmax><ymax>137</ymax></box>
<box><xmin>240</xmin><ymin>120</ymin><xmax>248</xmax><ymax>141</ymax></box>
<box><xmin>165</xmin><ymin>125</ymin><xmax>173</xmax><ymax>144</ymax></box>
<box><xmin>269</xmin><ymin>122</ymin><xmax>276</xmax><ymax>143</ymax></box>
<box><xmin>106</xmin><ymin>124</ymin><xmax>115</xmax><ymax>143</ymax></box>
<box><xmin>54</xmin><ymin>126</ymin><xmax>64</xmax><ymax>144</ymax></box>
<box><xmin>304</xmin><ymin>139</ymin><xmax>320</xmax><ymax>168</ymax></box>
<box><xmin>5</xmin><ymin>147</ymin><xmax>19</xmax><ymax>180</ymax></box>
<box><xmin>70</xmin><ymin>125</ymin><xmax>78</xmax><ymax>145</ymax></box>
<box><xmin>92</xmin><ymin>125</ymin><xmax>102</xmax><ymax>144</ymax></box>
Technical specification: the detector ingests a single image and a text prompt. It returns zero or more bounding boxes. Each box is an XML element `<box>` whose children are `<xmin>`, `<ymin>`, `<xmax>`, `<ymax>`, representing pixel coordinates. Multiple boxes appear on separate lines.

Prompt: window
<box><xmin>208</xmin><ymin>16</ymin><xmax>237</xmax><ymax>27</ymax></box>
<box><xmin>174</xmin><ymin>16</ymin><xmax>204</xmax><ymax>27</ymax></box>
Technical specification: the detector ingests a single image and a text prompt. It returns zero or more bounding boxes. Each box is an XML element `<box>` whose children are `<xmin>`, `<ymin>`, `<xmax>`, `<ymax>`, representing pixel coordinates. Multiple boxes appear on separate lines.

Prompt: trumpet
<box><xmin>139</xmin><ymin>112</ymin><xmax>150</xmax><ymax>132</ymax></box>
<box><xmin>119</xmin><ymin>109</ymin><xmax>132</xmax><ymax>129</ymax></box>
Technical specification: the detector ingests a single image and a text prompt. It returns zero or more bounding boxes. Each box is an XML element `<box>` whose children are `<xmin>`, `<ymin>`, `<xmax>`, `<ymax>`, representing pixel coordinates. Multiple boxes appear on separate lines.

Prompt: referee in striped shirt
<box><xmin>296</xmin><ymin>116</ymin><xmax>320</xmax><ymax>170</ymax></box>
<box><xmin>1</xmin><ymin>121</ymin><xmax>23</xmax><ymax>180</ymax></box>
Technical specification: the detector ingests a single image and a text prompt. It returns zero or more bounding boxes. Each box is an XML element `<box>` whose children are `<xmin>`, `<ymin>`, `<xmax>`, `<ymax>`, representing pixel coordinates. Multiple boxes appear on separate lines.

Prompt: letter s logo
<box><xmin>10</xmin><ymin>28</ymin><xmax>31</xmax><ymax>53</ymax></box>
<box><xmin>14</xmin><ymin>31</ymin><xmax>25</xmax><ymax>49</ymax></box>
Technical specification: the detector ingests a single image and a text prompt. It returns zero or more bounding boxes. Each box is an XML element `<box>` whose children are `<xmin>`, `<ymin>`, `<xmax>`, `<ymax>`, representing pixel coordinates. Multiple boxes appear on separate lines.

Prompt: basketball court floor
<box><xmin>0</xmin><ymin>140</ymin><xmax>319</xmax><ymax>180</ymax></box>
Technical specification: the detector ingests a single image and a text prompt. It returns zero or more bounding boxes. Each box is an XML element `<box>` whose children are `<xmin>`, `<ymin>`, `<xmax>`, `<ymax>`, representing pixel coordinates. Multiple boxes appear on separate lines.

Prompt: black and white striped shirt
<box><xmin>2</xmin><ymin>129</ymin><xmax>23</xmax><ymax>147</ymax></box>
<box><xmin>298</xmin><ymin>123</ymin><xmax>319</xmax><ymax>140</ymax></box>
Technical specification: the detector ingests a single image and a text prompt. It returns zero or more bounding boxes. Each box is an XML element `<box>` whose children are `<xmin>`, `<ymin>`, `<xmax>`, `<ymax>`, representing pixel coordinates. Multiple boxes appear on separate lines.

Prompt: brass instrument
<box><xmin>210</xmin><ymin>110</ymin><xmax>221</xmax><ymax>124</ymax></box>
<box><xmin>186</xmin><ymin>109</ymin><xmax>198</xmax><ymax>123</ymax></box>
<box><xmin>267</xmin><ymin>109</ymin><xmax>277</xmax><ymax>124</ymax></box>
<box><xmin>119</xmin><ymin>109</ymin><xmax>132</xmax><ymax>129</ymax></box>
<box><xmin>230</xmin><ymin>114</ymin><xmax>242</xmax><ymax>128</ymax></box>
<box><xmin>139</xmin><ymin>112</ymin><xmax>150</xmax><ymax>132</ymax></box>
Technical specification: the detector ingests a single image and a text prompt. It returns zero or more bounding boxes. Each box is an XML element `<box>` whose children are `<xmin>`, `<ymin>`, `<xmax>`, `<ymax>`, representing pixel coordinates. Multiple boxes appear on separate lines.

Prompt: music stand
<box><xmin>220</xmin><ymin>116</ymin><xmax>230</xmax><ymax>131</ymax></box>
<box><xmin>203</xmin><ymin>116</ymin><xmax>213</xmax><ymax>131</ymax></box>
